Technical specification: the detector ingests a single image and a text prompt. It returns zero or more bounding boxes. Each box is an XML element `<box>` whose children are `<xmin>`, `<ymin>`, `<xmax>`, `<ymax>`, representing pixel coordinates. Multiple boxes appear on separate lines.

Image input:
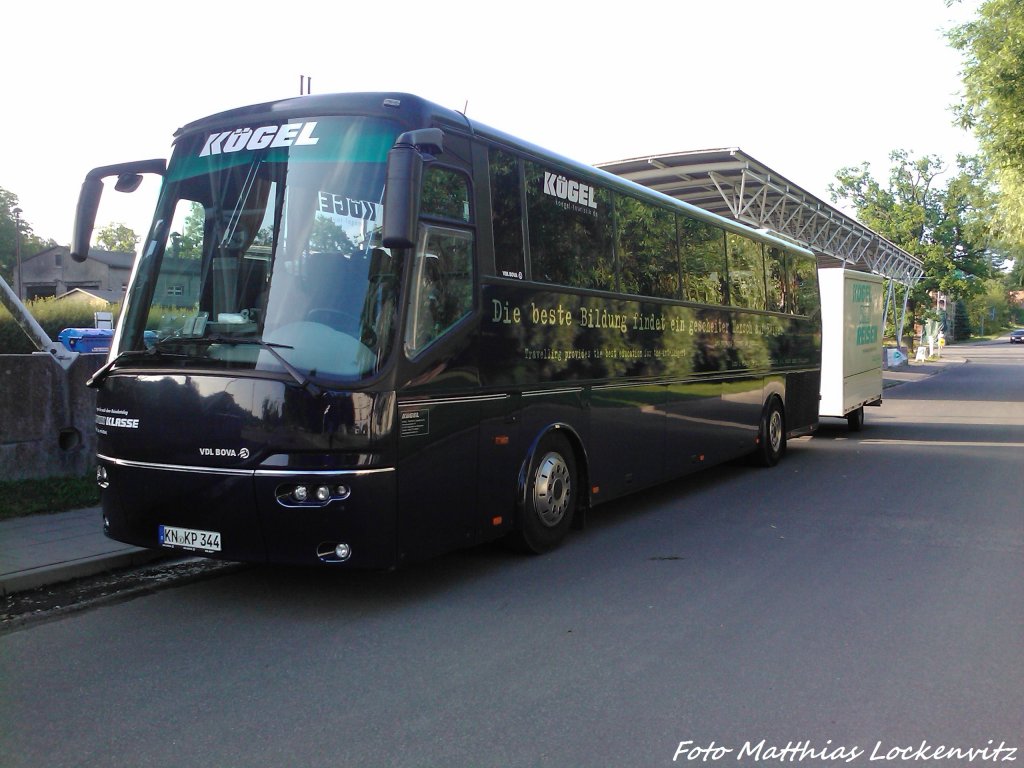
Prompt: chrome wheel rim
<box><xmin>768</xmin><ymin>409</ymin><xmax>783</xmax><ymax>453</ymax></box>
<box><xmin>532</xmin><ymin>451</ymin><xmax>572</xmax><ymax>528</ymax></box>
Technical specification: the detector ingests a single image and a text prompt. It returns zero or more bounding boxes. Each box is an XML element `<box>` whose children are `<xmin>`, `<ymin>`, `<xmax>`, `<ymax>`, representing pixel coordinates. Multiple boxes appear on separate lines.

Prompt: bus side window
<box><xmin>524</xmin><ymin>160</ymin><xmax>614</xmax><ymax>290</ymax></box>
<box><xmin>727</xmin><ymin>233</ymin><xmax>766</xmax><ymax>311</ymax></box>
<box><xmin>766</xmin><ymin>246</ymin><xmax>786</xmax><ymax>312</ymax></box>
<box><xmin>616</xmin><ymin>195</ymin><xmax>679</xmax><ymax>299</ymax></box>
<box><xmin>405</xmin><ymin>227</ymin><xmax>475</xmax><ymax>356</ymax></box>
<box><xmin>680</xmin><ymin>217</ymin><xmax>727</xmax><ymax>305</ymax></box>
<box><xmin>489</xmin><ymin>148</ymin><xmax>525</xmax><ymax>280</ymax></box>
<box><xmin>788</xmin><ymin>250</ymin><xmax>819</xmax><ymax>316</ymax></box>
<box><xmin>421</xmin><ymin>166</ymin><xmax>471</xmax><ymax>222</ymax></box>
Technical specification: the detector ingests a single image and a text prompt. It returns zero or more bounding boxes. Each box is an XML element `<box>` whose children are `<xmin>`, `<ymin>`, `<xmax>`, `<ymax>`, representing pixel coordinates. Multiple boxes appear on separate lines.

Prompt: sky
<box><xmin>2</xmin><ymin>0</ymin><xmax>982</xmax><ymax>250</ymax></box>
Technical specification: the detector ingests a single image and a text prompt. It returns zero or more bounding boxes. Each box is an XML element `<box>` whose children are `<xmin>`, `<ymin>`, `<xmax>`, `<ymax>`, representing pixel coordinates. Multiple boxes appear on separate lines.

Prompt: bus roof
<box><xmin>172</xmin><ymin>92</ymin><xmax>814</xmax><ymax>256</ymax></box>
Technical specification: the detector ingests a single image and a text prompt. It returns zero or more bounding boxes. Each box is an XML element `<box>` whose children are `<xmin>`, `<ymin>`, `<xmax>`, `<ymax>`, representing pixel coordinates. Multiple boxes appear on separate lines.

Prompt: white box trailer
<box><xmin>818</xmin><ymin>268</ymin><xmax>884</xmax><ymax>430</ymax></box>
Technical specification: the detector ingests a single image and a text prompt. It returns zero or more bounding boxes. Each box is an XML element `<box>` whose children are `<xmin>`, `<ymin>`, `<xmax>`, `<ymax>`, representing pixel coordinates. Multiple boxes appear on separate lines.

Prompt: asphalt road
<box><xmin>1</xmin><ymin>343</ymin><xmax>1021</xmax><ymax>768</ymax></box>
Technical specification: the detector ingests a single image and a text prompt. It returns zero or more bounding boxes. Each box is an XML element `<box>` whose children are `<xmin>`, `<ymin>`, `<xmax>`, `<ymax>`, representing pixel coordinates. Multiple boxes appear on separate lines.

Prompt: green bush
<box><xmin>0</xmin><ymin>474</ymin><xmax>100</xmax><ymax>519</ymax></box>
<box><xmin>0</xmin><ymin>299</ymin><xmax>122</xmax><ymax>354</ymax></box>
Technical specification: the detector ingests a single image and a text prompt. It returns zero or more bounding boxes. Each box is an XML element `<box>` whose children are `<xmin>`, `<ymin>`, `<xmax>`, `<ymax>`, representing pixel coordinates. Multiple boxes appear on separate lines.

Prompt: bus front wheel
<box><xmin>514</xmin><ymin>434</ymin><xmax>577</xmax><ymax>554</ymax></box>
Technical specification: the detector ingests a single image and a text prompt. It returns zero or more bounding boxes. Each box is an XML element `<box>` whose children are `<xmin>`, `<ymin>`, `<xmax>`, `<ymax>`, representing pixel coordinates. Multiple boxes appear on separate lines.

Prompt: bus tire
<box><xmin>514</xmin><ymin>434</ymin><xmax>577</xmax><ymax>554</ymax></box>
<box><xmin>752</xmin><ymin>397</ymin><xmax>786</xmax><ymax>468</ymax></box>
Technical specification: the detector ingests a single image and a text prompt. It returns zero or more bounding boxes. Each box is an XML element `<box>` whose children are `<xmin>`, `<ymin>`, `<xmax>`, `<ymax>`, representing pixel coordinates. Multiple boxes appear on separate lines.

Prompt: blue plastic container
<box><xmin>58</xmin><ymin>328</ymin><xmax>114</xmax><ymax>353</ymax></box>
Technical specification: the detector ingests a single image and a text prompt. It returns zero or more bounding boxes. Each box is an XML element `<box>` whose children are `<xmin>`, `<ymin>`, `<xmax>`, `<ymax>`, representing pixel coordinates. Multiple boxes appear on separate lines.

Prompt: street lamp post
<box><xmin>12</xmin><ymin>207</ymin><xmax>23</xmax><ymax>300</ymax></box>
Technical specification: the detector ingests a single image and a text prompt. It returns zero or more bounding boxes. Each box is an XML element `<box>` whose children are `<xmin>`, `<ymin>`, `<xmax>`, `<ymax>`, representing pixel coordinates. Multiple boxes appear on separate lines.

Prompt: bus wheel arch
<box><xmin>511</xmin><ymin>426</ymin><xmax>587</xmax><ymax>553</ymax></box>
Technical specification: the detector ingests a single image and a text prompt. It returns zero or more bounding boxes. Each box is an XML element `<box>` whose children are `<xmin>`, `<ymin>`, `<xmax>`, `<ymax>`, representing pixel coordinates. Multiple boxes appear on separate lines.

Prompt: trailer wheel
<box><xmin>847</xmin><ymin>406</ymin><xmax>865</xmax><ymax>432</ymax></box>
<box><xmin>752</xmin><ymin>397</ymin><xmax>786</xmax><ymax>467</ymax></box>
<box><xmin>513</xmin><ymin>434</ymin><xmax>577</xmax><ymax>554</ymax></box>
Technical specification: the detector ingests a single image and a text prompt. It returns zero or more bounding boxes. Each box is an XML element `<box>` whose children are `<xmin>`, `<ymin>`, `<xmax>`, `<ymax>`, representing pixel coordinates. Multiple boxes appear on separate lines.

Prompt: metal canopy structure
<box><xmin>598</xmin><ymin>148</ymin><xmax>923</xmax><ymax>286</ymax></box>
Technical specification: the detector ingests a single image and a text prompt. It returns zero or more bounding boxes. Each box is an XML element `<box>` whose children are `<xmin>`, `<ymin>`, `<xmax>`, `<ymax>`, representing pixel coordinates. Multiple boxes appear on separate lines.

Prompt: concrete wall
<box><xmin>0</xmin><ymin>353</ymin><xmax>105</xmax><ymax>481</ymax></box>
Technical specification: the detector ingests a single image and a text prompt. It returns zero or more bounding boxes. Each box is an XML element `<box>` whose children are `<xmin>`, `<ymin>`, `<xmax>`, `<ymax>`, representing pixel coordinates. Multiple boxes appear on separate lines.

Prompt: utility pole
<box><xmin>13</xmin><ymin>207</ymin><xmax>23</xmax><ymax>300</ymax></box>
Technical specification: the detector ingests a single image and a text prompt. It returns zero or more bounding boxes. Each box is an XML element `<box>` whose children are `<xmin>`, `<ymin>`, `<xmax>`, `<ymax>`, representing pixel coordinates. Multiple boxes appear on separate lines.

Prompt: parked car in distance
<box><xmin>1010</xmin><ymin>329</ymin><xmax>1024</xmax><ymax>343</ymax></box>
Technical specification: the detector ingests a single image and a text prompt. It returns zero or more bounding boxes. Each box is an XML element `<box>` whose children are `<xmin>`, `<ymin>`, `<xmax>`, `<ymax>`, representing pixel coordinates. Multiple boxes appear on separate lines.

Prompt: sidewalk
<box><xmin>0</xmin><ymin>507</ymin><xmax>170</xmax><ymax>596</ymax></box>
<box><xmin>882</xmin><ymin>354</ymin><xmax>961</xmax><ymax>388</ymax></box>
<box><xmin>883</xmin><ymin>360</ymin><xmax>946</xmax><ymax>387</ymax></box>
<box><xmin>1</xmin><ymin>358</ymin><xmax>956</xmax><ymax>598</ymax></box>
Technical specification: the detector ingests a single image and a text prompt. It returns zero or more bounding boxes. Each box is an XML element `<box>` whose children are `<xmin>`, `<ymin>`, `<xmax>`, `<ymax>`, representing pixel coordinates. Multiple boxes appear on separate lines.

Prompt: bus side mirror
<box><xmin>72</xmin><ymin>177</ymin><xmax>105</xmax><ymax>263</ymax></box>
<box><xmin>382</xmin><ymin>128</ymin><xmax>444</xmax><ymax>249</ymax></box>
<box><xmin>71</xmin><ymin>159</ymin><xmax>167</xmax><ymax>262</ymax></box>
<box><xmin>115</xmin><ymin>173</ymin><xmax>145</xmax><ymax>193</ymax></box>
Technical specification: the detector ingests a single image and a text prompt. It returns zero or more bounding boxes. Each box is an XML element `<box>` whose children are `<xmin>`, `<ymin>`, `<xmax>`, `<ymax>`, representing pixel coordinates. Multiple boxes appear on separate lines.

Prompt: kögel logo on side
<box><xmin>543</xmin><ymin>171</ymin><xmax>598</xmax><ymax>209</ymax></box>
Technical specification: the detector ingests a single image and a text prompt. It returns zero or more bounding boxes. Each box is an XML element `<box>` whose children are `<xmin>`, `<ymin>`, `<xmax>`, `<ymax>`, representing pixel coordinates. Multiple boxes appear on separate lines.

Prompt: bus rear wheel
<box><xmin>513</xmin><ymin>434</ymin><xmax>577</xmax><ymax>554</ymax></box>
<box><xmin>751</xmin><ymin>397</ymin><xmax>786</xmax><ymax>467</ymax></box>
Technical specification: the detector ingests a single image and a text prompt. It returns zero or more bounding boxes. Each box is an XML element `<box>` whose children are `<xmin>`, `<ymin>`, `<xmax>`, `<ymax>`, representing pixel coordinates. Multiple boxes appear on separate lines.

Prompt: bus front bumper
<box><xmin>98</xmin><ymin>457</ymin><xmax>399</xmax><ymax>569</ymax></box>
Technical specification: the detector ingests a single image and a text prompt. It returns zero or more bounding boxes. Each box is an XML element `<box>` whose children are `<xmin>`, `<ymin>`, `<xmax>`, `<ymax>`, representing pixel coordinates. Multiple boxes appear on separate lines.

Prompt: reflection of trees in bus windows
<box><xmin>766</xmin><ymin>247</ymin><xmax>787</xmax><ymax>312</ymax></box>
<box><xmin>788</xmin><ymin>251</ymin><xmax>819</xmax><ymax>316</ymax></box>
<box><xmin>489</xmin><ymin>148</ymin><xmax>525</xmax><ymax>279</ymax></box>
<box><xmin>616</xmin><ymin>195</ymin><xmax>679</xmax><ymax>299</ymax></box>
<box><xmin>680</xmin><ymin>218</ymin><xmax>726</xmax><ymax>305</ymax></box>
<box><xmin>524</xmin><ymin>161</ymin><xmax>613</xmax><ymax>290</ymax></box>
<box><xmin>727</xmin><ymin>233</ymin><xmax>766</xmax><ymax>311</ymax></box>
<box><xmin>422</xmin><ymin>166</ymin><xmax>471</xmax><ymax>222</ymax></box>
<box><xmin>310</xmin><ymin>215</ymin><xmax>356</xmax><ymax>252</ymax></box>
<box><xmin>405</xmin><ymin>227</ymin><xmax>475</xmax><ymax>355</ymax></box>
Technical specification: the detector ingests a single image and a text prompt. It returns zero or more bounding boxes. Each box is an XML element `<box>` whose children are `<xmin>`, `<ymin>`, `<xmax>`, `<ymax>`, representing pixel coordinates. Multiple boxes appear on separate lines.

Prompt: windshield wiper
<box><xmin>191</xmin><ymin>335</ymin><xmax>322</xmax><ymax>397</ymax></box>
<box><xmin>86</xmin><ymin>343</ymin><xmax>188</xmax><ymax>389</ymax></box>
<box><xmin>88</xmin><ymin>336</ymin><xmax>321</xmax><ymax>397</ymax></box>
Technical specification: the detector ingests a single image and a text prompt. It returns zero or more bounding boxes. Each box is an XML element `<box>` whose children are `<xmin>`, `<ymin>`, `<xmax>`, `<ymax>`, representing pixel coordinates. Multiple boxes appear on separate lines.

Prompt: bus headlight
<box><xmin>276</xmin><ymin>482</ymin><xmax>352</xmax><ymax>508</ymax></box>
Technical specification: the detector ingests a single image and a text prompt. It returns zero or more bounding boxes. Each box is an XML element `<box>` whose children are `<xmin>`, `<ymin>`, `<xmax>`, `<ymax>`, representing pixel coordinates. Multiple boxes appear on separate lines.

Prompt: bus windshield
<box><xmin>116</xmin><ymin>115</ymin><xmax>403</xmax><ymax>383</ymax></box>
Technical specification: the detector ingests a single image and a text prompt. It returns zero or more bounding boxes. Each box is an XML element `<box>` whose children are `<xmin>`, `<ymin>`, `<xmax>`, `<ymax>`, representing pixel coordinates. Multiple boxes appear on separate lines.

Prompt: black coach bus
<box><xmin>71</xmin><ymin>92</ymin><xmax>821</xmax><ymax>568</ymax></box>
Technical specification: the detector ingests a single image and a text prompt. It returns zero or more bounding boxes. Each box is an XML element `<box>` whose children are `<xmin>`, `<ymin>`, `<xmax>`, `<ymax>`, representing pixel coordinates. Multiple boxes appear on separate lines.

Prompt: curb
<box><xmin>882</xmin><ymin>357</ymin><xmax>963</xmax><ymax>389</ymax></box>
<box><xmin>1</xmin><ymin>547</ymin><xmax>173</xmax><ymax>597</ymax></box>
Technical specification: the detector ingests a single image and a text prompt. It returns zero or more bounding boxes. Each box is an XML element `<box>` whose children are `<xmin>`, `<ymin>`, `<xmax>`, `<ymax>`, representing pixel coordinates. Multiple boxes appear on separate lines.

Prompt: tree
<box><xmin>829</xmin><ymin>150</ymin><xmax>1002</xmax><ymax>333</ymax></box>
<box><xmin>0</xmin><ymin>187</ymin><xmax>56</xmax><ymax>284</ymax></box>
<box><xmin>948</xmin><ymin>0</ymin><xmax>1024</xmax><ymax>240</ymax></box>
<box><xmin>310</xmin><ymin>215</ymin><xmax>354</xmax><ymax>253</ymax></box>
<box><xmin>966</xmin><ymin>278</ymin><xmax>1011</xmax><ymax>334</ymax></box>
<box><xmin>1005</xmin><ymin>255</ymin><xmax>1024</xmax><ymax>290</ymax></box>
<box><xmin>95</xmin><ymin>222</ymin><xmax>139</xmax><ymax>254</ymax></box>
